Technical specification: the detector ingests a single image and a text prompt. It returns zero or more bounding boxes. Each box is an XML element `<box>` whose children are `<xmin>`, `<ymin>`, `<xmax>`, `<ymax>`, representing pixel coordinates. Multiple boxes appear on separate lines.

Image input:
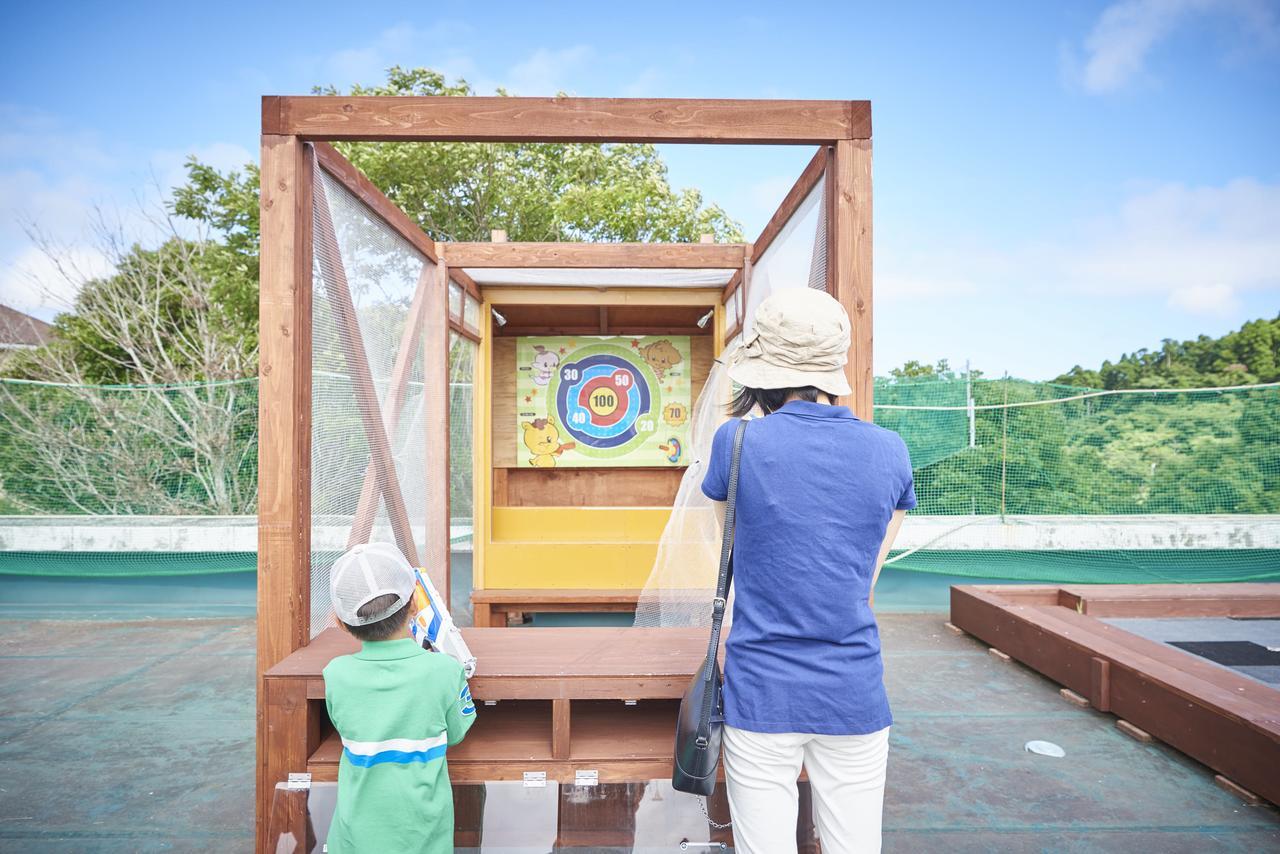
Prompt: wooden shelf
<box><xmin>570</xmin><ymin>700</ymin><xmax>677</xmax><ymax>761</ymax></box>
<box><xmin>307</xmin><ymin>692</ymin><xmax>685</xmax><ymax>783</ymax></box>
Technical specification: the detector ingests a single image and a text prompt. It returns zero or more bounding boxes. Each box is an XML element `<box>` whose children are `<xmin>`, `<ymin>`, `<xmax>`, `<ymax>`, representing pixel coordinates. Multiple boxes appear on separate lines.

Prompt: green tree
<box><xmin>319</xmin><ymin>67</ymin><xmax>743</xmax><ymax>243</ymax></box>
<box><xmin>1054</xmin><ymin>315</ymin><xmax>1280</xmax><ymax>390</ymax></box>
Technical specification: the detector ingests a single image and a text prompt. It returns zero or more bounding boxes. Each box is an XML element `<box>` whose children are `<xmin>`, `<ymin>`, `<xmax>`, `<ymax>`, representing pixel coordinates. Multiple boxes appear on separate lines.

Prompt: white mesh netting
<box><xmin>634</xmin><ymin>176</ymin><xmax>830</xmax><ymax>628</ymax></box>
<box><xmin>742</xmin><ymin>176</ymin><xmax>827</xmax><ymax>338</ymax></box>
<box><xmin>632</xmin><ymin>343</ymin><xmax>737</xmax><ymax>629</ymax></box>
<box><xmin>309</xmin><ymin>159</ymin><xmax>442</xmax><ymax>636</ymax></box>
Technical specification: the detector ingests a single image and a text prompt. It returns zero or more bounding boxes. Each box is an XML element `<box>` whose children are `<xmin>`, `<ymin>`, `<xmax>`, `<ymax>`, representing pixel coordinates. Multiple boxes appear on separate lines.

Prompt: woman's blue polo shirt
<box><xmin>701</xmin><ymin>400</ymin><xmax>916</xmax><ymax>735</ymax></box>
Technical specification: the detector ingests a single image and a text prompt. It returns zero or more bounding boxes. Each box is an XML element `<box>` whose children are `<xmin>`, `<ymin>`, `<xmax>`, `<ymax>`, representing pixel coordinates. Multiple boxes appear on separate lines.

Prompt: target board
<box><xmin>516</xmin><ymin>335</ymin><xmax>692</xmax><ymax>469</ymax></box>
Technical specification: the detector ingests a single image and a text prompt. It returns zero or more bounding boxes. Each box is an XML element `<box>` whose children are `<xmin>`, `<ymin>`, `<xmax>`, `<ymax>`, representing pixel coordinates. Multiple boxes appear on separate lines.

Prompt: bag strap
<box><xmin>701</xmin><ymin>417</ymin><xmax>749</xmax><ymax>686</ymax></box>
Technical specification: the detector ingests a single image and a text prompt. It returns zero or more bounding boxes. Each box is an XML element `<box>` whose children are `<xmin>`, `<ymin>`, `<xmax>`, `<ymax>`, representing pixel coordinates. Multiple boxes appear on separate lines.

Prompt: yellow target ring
<box><xmin>588</xmin><ymin>388</ymin><xmax>620</xmax><ymax>417</ymax></box>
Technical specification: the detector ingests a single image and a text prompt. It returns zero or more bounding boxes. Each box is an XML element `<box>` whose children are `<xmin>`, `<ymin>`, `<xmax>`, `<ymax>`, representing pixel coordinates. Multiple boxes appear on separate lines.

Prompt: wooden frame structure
<box><xmin>258</xmin><ymin>95</ymin><xmax>873</xmax><ymax>848</ymax></box>
<box><xmin>951</xmin><ymin>584</ymin><xmax>1280</xmax><ymax>806</ymax></box>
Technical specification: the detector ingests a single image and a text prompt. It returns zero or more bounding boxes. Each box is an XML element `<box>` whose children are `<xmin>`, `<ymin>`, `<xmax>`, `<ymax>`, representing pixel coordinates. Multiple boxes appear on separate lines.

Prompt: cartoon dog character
<box><xmin>639</xmin><ymin>339</ymin><xmax>682</xmax><ymax>380</ymax></box>
<box><xmin>521</xmin><ymin>416</ymin><xmax>575</xmax><ymax>467</ymax></box>
<box><xmin>531</xmin><ymin>345</ymin><xmax>560</xmax><ymax>386</ymax></box>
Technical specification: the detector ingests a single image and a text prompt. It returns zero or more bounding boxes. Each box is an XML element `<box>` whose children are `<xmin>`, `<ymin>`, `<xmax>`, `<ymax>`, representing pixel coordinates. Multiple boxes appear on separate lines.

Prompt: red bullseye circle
<box><xmin>577</xmin><ymin>374</ymin><xmax>628</xmax><ymax>427</ymax></box>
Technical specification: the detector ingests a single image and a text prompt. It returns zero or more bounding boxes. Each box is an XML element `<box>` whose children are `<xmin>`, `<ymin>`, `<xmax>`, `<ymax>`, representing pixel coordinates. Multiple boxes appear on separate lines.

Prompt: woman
<box><xmin>701</xmin><ymin>288</ymin><xmax>915</xmax><ymax>854</ymax></box>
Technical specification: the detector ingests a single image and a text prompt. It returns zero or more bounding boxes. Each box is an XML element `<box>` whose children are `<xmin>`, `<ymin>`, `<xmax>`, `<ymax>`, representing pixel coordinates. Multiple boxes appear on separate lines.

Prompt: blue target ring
<box><xmin>555</xmin><ymin>353</ymin><xmax>652</xmax><ymax>449</ymax></box>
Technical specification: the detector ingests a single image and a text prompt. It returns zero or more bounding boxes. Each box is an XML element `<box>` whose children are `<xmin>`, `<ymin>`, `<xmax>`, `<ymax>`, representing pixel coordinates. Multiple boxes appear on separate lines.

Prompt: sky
<box><xmin>1</xmin><ymin>0</ymin><xmax>1277</xmax><ymax>380</ymax></box>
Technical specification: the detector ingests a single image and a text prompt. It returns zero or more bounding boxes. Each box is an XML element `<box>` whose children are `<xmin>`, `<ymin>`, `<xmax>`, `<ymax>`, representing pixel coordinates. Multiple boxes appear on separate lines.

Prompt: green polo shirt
<box><xmin>323</xmin><ymin>637</ymin><xmax>476</xmax><ymax>854</ymax></box>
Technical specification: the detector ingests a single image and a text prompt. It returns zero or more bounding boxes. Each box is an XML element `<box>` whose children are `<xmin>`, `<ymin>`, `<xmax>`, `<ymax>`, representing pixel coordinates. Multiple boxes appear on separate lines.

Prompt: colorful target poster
<box><xmin>515</xmin><ymin>335</ymin><xmax>692</xmax><ymax>469</ymax></box>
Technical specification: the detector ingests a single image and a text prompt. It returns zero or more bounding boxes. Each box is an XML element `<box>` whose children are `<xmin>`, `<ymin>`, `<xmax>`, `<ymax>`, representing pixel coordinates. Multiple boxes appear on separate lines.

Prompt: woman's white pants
<box><xmin>722</xmin><ymin>724</ymin><xmax>890</xmax><ymax>854</ymax></box>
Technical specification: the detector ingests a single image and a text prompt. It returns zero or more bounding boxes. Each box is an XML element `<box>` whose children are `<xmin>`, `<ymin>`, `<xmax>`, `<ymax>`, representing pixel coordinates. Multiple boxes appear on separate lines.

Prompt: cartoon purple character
<box><xmin>531</xmin><ymin>345</ymin><xmax>560</xmax><ymax>386</ymax></box>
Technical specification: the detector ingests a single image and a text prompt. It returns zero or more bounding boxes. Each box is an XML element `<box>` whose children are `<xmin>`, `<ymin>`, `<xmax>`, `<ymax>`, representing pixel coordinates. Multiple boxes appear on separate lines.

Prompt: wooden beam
<box><xmin>752</xmin><ymin>147</ymin><xmax>827</xmax><ymax>260</ymax></box>
<box><xmin>312</xmin><ymin>175</ymin><xmax>420</xmax><ymax>565</ymax></box>
<box><xmin>720</xmin><ymin>268</ymin><xmax>743</xmax><ymax>303</ymax></box>
<box><xmin>451</xmin><ymin>267</ymin><xmax>482</xmax><ymax>301</ymax></box>
<box><xmin>312</xmin><ymin>142</ymin><xmax>438</xmax><ymax>262</ymax></box>
<box><xmin>441</xmin><ymin>241</ymin><xmax>746</xmax><ymax>269</ymax></box>
<box><xmin>264</xmin><ymin>96</ymin><xmax>870</xmax><ymax>143</ymax></box>
<box><xmin>831</xmin><ymin>139</ymin><xmax>873</xmax><ymax>419</ymax></box>
<box><xmin>256</xmin><ymin>133</ymin><xmax>312</xmax><ymax>851</ymax></box>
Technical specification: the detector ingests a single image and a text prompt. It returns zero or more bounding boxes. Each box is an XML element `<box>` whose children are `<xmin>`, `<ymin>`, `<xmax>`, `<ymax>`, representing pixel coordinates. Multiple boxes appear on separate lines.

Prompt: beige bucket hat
<box><xmin>728</xmin><ymin>288</ymin><xmax>852</xmax><ymax>397</ymax></box>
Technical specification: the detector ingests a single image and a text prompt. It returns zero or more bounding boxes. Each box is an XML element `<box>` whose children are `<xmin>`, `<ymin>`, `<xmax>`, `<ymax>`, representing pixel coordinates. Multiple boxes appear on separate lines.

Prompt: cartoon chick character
<box><xmin>521</xmin><ymin>416</ymin><xmax>576</xmax><ymax>467</ymax></box>
<box><xmin>639</xmin><ymin>339</ymin><xmax>682</xmax><ymax>380</ymax></box>
<box><xmin>531</xmin><ymin>345</ymin><xmax>560</xmax><ymax>387</ymax></box>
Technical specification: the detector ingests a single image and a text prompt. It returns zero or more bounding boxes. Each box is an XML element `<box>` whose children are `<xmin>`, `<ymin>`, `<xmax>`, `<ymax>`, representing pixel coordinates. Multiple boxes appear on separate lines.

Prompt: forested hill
<box><xmin>1053</xmin><ymin>315</ymin><xmax>1280</xmax><ymax>389</ymax></box>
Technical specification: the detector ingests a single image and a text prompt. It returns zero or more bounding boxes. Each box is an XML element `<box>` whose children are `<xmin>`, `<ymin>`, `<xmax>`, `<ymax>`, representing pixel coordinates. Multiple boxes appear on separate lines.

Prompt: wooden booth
<box><xmin>257</xmin><ymin>96</ymin><xmax>873</xmax><ymax>849</ymax></box>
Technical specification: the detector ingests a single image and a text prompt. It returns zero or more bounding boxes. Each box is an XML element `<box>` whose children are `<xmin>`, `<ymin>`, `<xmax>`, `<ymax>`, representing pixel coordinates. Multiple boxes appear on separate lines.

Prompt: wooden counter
<box><xmin>261</xmin><ymin>626</ymin><xmax>713</xmax><ymax>808</ymax></box>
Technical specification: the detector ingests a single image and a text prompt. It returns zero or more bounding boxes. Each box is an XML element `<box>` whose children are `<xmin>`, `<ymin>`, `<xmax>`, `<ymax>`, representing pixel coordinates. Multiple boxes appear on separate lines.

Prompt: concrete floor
<box><xmin>0</xmin><ymin>614</ymin><xmax>1276</xmax><ymax>852</ymax></box>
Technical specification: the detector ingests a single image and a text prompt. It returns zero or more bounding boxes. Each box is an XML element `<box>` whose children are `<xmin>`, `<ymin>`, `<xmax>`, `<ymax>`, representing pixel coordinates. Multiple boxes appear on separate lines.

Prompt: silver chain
<box><xmin>698</xmin><ymin>795</ymin><xmax>733</xmax><ymax>829</ymax></box>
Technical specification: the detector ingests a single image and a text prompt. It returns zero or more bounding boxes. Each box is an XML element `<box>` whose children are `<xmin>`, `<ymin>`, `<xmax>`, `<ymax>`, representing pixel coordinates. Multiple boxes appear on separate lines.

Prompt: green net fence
<box><xmin>1</xmin><ymin>376</ymin><xmax>1276</xmax><ymax>581</ymax></box>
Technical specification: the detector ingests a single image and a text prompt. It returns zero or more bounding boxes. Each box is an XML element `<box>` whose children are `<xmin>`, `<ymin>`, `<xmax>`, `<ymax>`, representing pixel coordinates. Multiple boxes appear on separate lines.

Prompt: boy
<box><xmin>324</xmin><ymin>542</ymin><xmax>476</xmax><ymax>853</ymax></box>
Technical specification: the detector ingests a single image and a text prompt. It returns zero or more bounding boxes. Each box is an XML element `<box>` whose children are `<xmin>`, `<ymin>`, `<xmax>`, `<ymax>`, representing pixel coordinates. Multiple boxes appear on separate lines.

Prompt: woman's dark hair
<box><xmin>728</xmin><ymin>385</ymin><xmax>835</xmax><ymax>417</ymax></box>
<box><xmin>346</xmin><ymin>594</ymin><xmax>411</xmax><ymax>642</ymax></box>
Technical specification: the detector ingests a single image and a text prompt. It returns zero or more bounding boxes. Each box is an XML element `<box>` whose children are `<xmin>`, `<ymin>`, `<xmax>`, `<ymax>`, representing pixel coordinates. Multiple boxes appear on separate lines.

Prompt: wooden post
<box><xmin>490</xmin><ymin>229</ymin><xmax>507</xmax><ymax>243</ymax></box>
<box><xmin>699</xmin><ymin>233</ymin><xmax>715</xmax><ymax>243</ymax></box>
<box><xmin>257</xmin><ymin>134</ymin><xmax>313</xmax><ymax>851</ymax></box>
<box><xmin>424</xmin><ymin>261</ymin><xmax>452</xmax><ymax>602</ymax></box>
<box><xmin>831</xmin><ymin>138</ymin><xmax>873</xmax><ymax>419</ymax></box>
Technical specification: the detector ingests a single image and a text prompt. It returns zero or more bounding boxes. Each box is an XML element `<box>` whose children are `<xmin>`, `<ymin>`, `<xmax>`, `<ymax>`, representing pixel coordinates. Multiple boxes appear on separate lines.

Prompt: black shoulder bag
<box><xmin>672</xmin><ymin>417</ymin><xmax>748</xmax><ymax>795</ymax></box>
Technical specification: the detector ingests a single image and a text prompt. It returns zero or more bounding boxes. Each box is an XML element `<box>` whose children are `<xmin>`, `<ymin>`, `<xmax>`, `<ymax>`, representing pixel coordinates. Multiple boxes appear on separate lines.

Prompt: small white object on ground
<box><xmin>1025</xmin><ymin>740</ymin><xmax>1066</xmax><ymax>758</ymax></box>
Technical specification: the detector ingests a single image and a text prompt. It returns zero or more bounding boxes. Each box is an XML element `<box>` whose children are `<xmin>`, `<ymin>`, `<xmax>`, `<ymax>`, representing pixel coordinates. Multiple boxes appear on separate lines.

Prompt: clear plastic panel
<box><xmin>463</xmin><ymin>292</ymin><xmax>482</xmax><ymax>332</ymax></box>
<box><xmin>449</xmin><ymin>331</ymin><xmax>477</xmax><ymax>547</ymax></box>
<box><xmin>310</xmin><ymin>162</ymin><xmax>439</xmax><ymax>636</ymax></box>
<box><xmin>742</xmin><ymin>175</ymin><xmax>827</xmax><ymax>338</ymax></box>
<box><xmin>266</xmin><ymin>779</ymin><xmax>792</xmax><ymax>851</ymax></box>
<box><xmin>449</xmin><ymin>280</ymin><xmax>464</xmax><ymax>321</ymax></box>
<box><xmin>724</xmin><ymin>285</ymin><xmax>739</xmax><ymax>332</ymax></box>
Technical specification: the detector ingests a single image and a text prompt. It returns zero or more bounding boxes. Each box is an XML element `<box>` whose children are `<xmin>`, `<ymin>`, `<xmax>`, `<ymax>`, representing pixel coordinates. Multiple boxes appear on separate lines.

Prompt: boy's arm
<box><xmin>445</xmin><ymin>667</ymin><xmax>476</xmax><ymax>747</ymax></box>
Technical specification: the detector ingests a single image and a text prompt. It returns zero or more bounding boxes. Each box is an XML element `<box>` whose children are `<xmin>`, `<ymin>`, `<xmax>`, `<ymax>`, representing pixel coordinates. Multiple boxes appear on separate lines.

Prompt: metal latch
<box><xmin>522</xmin><ymin>771</ymin><xmax>547</xmax><ymax>788</ymax></box>
<box><xmin>574</xmin><ymin>769</ymin><xmax>599</xmax><ymax>787</ymax></box>
<box><xmin>287</xmin><ymin>772</ymin><xmax>311</xmax><ymax>790</ymax></box>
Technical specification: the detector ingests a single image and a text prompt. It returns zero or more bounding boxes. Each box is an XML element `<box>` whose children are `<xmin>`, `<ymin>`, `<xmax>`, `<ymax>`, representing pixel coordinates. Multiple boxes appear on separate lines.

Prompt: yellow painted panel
<box><xmin>492</xmin><ymin>507</ymin><xmax>671</xmax><ymax>543</ymax></box>
<box><xmin>485</xmin><ymin>542</ymin><xmax>659</xmax><ymax>589</ymax></box>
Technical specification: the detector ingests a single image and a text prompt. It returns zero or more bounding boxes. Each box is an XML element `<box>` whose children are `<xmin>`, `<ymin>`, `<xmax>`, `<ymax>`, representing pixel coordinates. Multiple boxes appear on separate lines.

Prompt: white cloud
<box><xmin>150</xmin><ymin>141</ymin><xmax>256</xmax><ymax>196</ymax></box>
<box><xmin>0</xmin><ymin>104</ymin><xmax>257</xmax><ymax>321</ymax></box>
<box><xmin>504</xmin><ymin>45</ymin><xmax>595</xmax><ymax>95</ymax></box>
<box><xmin>622</xmin><ymin>67</ymin><xmax>666</xmax><ymax>97</ymax></box>
<box><xmin>1056</xmin><ymin>178</ymin><xmax>1280</xmax><ymax>301</ymax></box>
<box><xmin>315</xmin><ymin>25</ymin><xmax>599</xmax><ymax>96</ymax></box>
<box><xmin>0</xmin><ymin>105</ymin><xmax>117</xmax><ymax>174</ymax></box>
<box><xmin>1167</xmin><ymin>282</ymin><xmax>1242</xmax><ymax>314</ymax></box>
<box><xmin>0</xmin><ymin>244</ymin><xmax>113</xmax><ymax>319</ymax></box>
<box><xmin>1065</xmin><ymin>0</ymin><xmax>1280</xmax><ymax>93</ymax></box>
<box><xmin>877</xmin><ymin>177</ymin><xmax>1280</xmax><ymax>318</ymax></box>
<box><xmin>318</xmin><ymin>22</ymin><xmax>478</xmax><ymax>90</ymax></box>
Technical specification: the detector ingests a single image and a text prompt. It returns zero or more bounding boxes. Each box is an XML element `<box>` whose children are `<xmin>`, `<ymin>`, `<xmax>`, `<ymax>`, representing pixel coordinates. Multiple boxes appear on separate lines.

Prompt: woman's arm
<box><xmin>871</xmin><ymin>509</ymin><xmax>907</xmax><ymax>592</ymax></box>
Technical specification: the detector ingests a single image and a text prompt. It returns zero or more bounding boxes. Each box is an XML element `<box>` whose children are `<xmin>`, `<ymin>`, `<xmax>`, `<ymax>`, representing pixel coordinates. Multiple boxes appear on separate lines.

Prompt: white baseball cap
<box><xmin>330</xmin><ymin>542</ymin><xmax>416</xmax><ymax>626</ymax></box>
